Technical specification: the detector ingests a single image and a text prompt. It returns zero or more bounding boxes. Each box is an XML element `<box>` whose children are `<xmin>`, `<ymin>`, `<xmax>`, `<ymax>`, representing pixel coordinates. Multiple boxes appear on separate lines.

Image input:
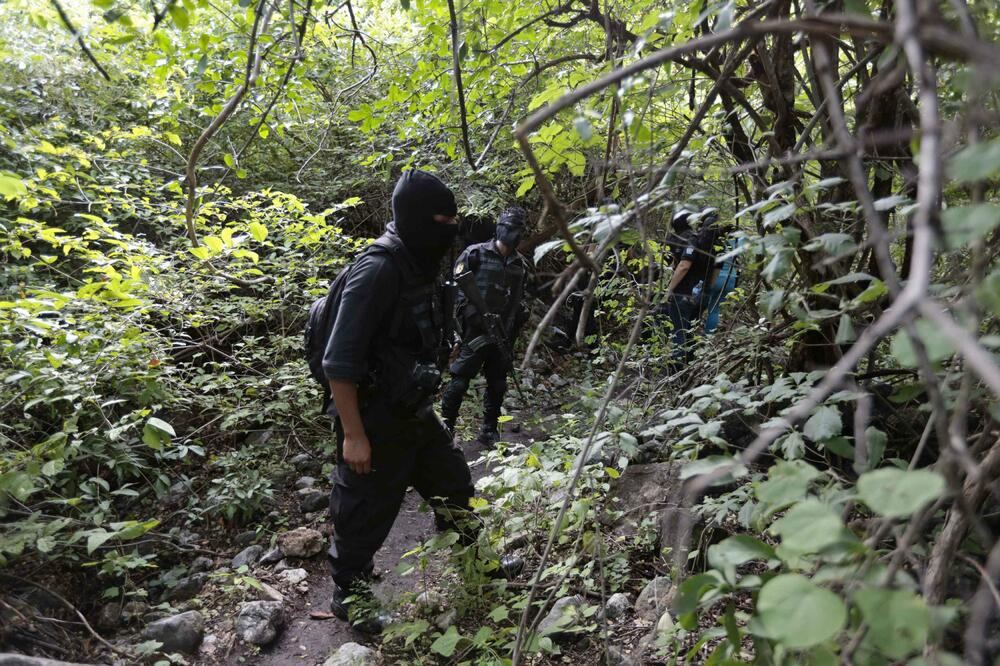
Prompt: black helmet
<box><xmin>495</xmin><ymin>206</ymin><xmax>527</xmax><ymax>248</ymax></box>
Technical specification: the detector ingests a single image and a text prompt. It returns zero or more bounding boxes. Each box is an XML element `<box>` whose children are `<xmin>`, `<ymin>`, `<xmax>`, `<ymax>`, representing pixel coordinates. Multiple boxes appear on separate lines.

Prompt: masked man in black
<box><xmin>321</xmin><ymin>170</ymin><xmax>478</xmax><ymax>630</ymax></box>
<box><xmin>441</xmin><ymin>206</ymin><xmax>530</xmax><ymax>446</ymax></box>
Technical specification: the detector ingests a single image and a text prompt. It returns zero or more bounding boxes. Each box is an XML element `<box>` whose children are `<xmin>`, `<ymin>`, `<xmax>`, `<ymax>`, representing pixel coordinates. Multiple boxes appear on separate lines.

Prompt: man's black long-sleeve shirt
<box><xmin>321</xmin><ymin>251</ymin><xmax>401</xmax><ymax>384</ymax></box>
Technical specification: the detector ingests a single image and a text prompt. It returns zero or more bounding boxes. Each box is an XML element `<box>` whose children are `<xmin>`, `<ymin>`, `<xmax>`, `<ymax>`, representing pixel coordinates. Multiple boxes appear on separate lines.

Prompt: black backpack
<box><xmin>304</xmin><ymin>236</ymin><xmax>409</xmax><ymax>411</ymax></box>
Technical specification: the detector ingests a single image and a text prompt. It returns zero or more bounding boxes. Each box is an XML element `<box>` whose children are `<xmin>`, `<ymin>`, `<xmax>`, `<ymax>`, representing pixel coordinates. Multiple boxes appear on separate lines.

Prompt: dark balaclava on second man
<box><xmin>391</xmin><ymin>169</ymin><xmax>459</xmax><ymax>273</ymax></box>
<box><xmin>494</xmin><ymin>206</ymin><xmax>526</xmax><ymax>248</ymax></box>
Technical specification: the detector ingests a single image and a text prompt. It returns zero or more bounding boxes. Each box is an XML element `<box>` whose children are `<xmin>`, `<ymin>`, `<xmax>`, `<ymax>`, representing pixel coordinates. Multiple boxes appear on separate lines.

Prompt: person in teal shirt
<box><xmin>702</xmin><ymin>233</ymin><xmax>743</xmax><ymax>334</ymax></box>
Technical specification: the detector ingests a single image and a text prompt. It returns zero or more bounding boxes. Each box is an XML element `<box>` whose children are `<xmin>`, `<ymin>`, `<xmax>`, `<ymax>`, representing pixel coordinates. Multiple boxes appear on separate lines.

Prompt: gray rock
<box><xmin>198</xmin><ymin>633</ymin><xmax>219</xmax><ymax>658</ymax></box>
<box><xmin>235</xmin><ymin>600</ymin><xmax>286</xmax><ymax>645</ymax></box>
<box><xmin>190</xmin><ymin>555</ymin><xmax>214</xmax><ymax>572</ymax></box>
<box><xmin>245</xmin><ymin>428</ymin><xmax>274</xmax><ymax>447</ymax></box>
<box><xmin>322</xmin><ymin>641</ymin><xmax>376</xmax><ymax>666</ymax></box>
<box><xmin>258</xmin><ymin>582</ymin><xmax>285</xmax><ymax>603</ymax></box>
<box><xmin>298</xmin><ymin>487</ymin><xmax>328</xmax><ymax>513</ymax></box>
<box><xmin>273</xmin><ymin>559</ymin><xmax>292</xmax><ymax>573</ymax></box>
<box><xmin>121</xmin><ymin>600</ymin><xmax>149</xmax><ymax>624</ymax></box>
<box><xmin>164</xmin><ymin>480</ymin><xmax>191</xmax><ymax>508</ymax></box>
<box><xmin>435</xmin><ymin>608</ymin><xmax>457</xmax><ymax>631</ymax></box>
<box><xmin>278</xmin><ymin>568</ymin><xmax>308</xmax><ymax>585</ymax></box>
<box><xmin>96</xmin><ymin>603</ymin><xmax>122</xmax><ymax>631</ymax></box>
<box><xmin>232</xmin><ymin>544</ymin><xmax>264</xmax><ymax>569</ymax></box>
<box><xmin>536</xmin><ymin>595</ymin><xmax>585</xmax><ymax>638</ymax></box>
<box><xmin>259</xmin><ymin>547</ymin><xmax>284</xmax><ymax>566</ymax></box>
<box><xmin>177</xmin><ymin>529</ymin><xmax>201</xmax><ymax>546</ymax></box>
<box><xmin>141</xmin><ymin>610</ymin><xmax>205</xmax><ymax>654</ymax></box>
<box><xmin>635</xmin><ymin>576</ymin><xmax>674</xmax><ymax>621</ymax></box>
<box><xmin>278</xmin><ymin>527</ymin><xmax>324</xmax><ymax>558</ymax></box>
<box><xmin>638</xmin><ymin>611</ymin><xmax>677</xmax><ymax>656</ymax></box>
<box><xmin>234</xmin><ymin>530</ymin><xmax>258</xmax><ymax>547</ymax></box>
<box><xmin>294</xmin><ymin>476</ymin><xmax>317</xmax><ymax>489</ymax></box>
<box><xmin>272</xmin><ymin>468</ymin><xmax>296</xmax><ymax>488</ymax></box>
<box><xmin>607</xmin><ymin>645</ymin><xmax>637</xmax><ymax>666</ymax></box>
<box><xmin>290</xmin><ymin>452</ymin><xmax>320</xmax><ymax>473</ymax></box>
<box><xmin>165</xmin><ymin>573</ymin><xmax>208</xmax><ymax>602</ymax></box>
<box><xmin>603</xmin><ymin>592</ymin><xmax>632</xmax><ymax>620</ymax></box>
<box><xmin>415</xmin><ymin>590</ymin><xmax>445</xmax><ymax>614</ymax></box>
<box><xmin>607</xmin><ymin>462</ymin><xmax>696</xmax><ymax>557</ymax></box>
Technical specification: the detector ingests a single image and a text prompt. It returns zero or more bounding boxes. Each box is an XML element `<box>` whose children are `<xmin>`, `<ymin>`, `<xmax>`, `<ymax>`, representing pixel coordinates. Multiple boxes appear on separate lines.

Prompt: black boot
<box><xmin>329</xmin><ymin>583</ymin><xmax>391</xmax><ymax>634</ymax></box>
<box><xmin>476</xmin><ymin>424</ymin><xmax>499</xmax><ymax>447</ymax></box>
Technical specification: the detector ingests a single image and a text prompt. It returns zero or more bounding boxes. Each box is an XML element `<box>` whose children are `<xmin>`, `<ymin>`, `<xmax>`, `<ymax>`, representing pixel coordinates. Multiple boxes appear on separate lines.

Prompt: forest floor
<box><xmin>235</xmin><ymin>435</ymin><xmax>505</xmax><ymax>666</ymax></box>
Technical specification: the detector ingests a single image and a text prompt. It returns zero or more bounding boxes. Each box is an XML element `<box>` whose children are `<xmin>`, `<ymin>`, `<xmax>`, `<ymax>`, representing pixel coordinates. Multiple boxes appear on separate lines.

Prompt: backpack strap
<box><xmin>467</xmin><ymin>246</ymin><xmax>481</xmax><ymax>273</ymax></box>
<box><xmin>366</xmin><ymin>235</ymin><xmax>438</xmax><ymax>351</ymax></box>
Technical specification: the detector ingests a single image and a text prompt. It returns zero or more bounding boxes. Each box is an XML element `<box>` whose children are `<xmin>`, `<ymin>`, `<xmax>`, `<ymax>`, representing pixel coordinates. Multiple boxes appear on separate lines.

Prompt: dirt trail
<box><xmin>235</xmin><ymin>437</ymin><xmax>501</xmax><ymax>666</ymax></box>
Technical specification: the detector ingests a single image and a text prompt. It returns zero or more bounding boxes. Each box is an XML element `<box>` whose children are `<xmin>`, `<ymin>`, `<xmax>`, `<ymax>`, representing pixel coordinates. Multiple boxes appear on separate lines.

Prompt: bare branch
<box><xmin>183</xmin><ymin>0</ymin><xmax>277</xmax><ymax>247</ymax></box>
<box><xmin>446</xmin><ymin>0</ymin><xmax>475</xmax><ymax>168</ymax></box>
<box><xmin>50</xmin><ymin>0</ymin><xmax>111</xmax><ymax>81</ymax></box>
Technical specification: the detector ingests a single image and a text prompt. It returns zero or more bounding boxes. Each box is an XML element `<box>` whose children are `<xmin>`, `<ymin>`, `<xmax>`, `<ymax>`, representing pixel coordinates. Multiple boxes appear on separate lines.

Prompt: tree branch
<box><xmin>183</xmin><ymin>0</ymin><xmax>277</xmax><ymax>247</ymax></box>
<box><xmin>50</xmin><ymin>0</ymin><xmax>111</xmax><ymax>81</ymax></box>
<box><xmin>446</xmin><ymin>0</ymin><xmax>475</xmax><ymax>168</ymax></box>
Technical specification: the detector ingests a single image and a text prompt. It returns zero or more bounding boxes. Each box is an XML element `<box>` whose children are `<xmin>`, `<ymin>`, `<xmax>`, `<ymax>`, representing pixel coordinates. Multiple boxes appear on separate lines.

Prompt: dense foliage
<box><xmin>1</xmin><ymin>0</ymin><xmax>999</xmax><ymax>664</ymax></box>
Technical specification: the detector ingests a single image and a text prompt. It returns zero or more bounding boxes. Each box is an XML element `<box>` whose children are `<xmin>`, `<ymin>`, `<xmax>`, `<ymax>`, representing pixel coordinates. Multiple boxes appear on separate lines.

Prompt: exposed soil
<box><xmin>228</xmin><ymin>436</ymin><xmax>510</xmax><ymax>666</ymax></box>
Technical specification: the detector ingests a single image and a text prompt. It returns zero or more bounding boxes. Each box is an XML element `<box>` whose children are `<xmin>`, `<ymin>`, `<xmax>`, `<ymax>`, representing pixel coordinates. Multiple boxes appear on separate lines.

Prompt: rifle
<box><xmin>454</xmin><ymin>270</ymin><xmax>530</xmax><ymax>405</ymax></box>
<box><xmin>439</xmin><ymin>274</ymin><xmax>458</xmax><ymax>370</ymax></box>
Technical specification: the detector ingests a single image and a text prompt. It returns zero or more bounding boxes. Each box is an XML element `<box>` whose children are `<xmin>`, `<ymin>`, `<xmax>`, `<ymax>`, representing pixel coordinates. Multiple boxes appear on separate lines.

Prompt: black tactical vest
<box><xmin>456</xmin><ymin>241</ymin><xmax>527</xmax><ymax>331</ymax></box>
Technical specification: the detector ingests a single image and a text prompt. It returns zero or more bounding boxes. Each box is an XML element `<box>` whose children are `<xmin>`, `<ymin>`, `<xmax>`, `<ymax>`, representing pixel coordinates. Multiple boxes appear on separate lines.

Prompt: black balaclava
<box><xmin>391</xmin><ymin>169</ymin><xmax>459</xmax><ymax>272</ymax></box>
<box><xmin>494</xmin><ymin>206</ymin><xmax>526</xmax><ymax>248</ymax></box>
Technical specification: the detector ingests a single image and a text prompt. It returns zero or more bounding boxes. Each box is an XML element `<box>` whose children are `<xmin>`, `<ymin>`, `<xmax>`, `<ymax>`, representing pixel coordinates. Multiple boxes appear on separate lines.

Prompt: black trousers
<box><xmin>327</xmin><ymin>402</ymin><xmax>475</xmax><ymax>591</ymax></box>
<box><xmin>440</xmin><ymin>342</ymin><xmax>510</xmax><ymax>432</ymax></box>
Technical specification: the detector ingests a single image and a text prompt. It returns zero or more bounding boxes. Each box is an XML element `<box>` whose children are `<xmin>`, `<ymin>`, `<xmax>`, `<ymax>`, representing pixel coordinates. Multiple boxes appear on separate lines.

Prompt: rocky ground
<box><xmin>2</xmin><ymin>359</ymin><xmax>699</xmax><ymax>666</ymax></box>
<box><xmin>227</xmin><ymin>436</ymin><xmax>501</xmax><ymax>666</ymax></box>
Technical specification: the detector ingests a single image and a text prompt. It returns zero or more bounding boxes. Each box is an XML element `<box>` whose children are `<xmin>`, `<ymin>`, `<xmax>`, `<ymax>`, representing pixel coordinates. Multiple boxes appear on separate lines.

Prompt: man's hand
<box><xmin>342</xmin><ymin>431</ymin><xmax>373</xmax><ymax>475</ymax></box>
<box><xmin>329</xmin><ymin>378</ymin><xmax>373</xmax><ymax>475</ymax></box>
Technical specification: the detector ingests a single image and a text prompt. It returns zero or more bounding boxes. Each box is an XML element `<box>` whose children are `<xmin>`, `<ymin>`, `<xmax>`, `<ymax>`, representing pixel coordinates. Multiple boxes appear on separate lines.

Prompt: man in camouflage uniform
<box><xmin>441</xmin><ymin>207</ymin><xmax>530</xmax><ymax>445</ymax></box>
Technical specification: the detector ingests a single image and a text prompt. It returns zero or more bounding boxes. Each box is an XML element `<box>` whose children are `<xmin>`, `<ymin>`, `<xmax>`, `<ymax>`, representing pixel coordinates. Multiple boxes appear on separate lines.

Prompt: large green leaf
<box><xmin>0</xmin><ymin>174</ymin><xmax>27</xmax><ymax>199</ymax></box>
<box><xmin>763</xmin><ymin>202</ymin><xmax>796</xmax><ymax>227</ymax></box>
<box><xmin>856</xmin><ymin>468</ymin><xmax>945</xmax><ymax>518</ymax></box>
<box><xmin>890</xmin><ymin>318</ymin><xmax>956</xmax><ymax>367</ymax></box>
<box><xmin>708</xmin><ymin>535</ymin><xmax>776</xmax><ymax>580</ymax></box>
<box><xmin>769</xmin><ymin>500</ymin><xmax>843</xmax><ymax>556</ymax></box>
<box><xmin>947</xmin><ymin>137</ymin><xmax>1000</xmax><ymax>183</ymax></box>
<box><xmin>942</xmin><ymin>204</ymin><xmax>1000</xmax><ymax>247</ymax></box>
<box><xmin>803</xmin><ymin>406</ymin><xmax>841</xmax><ymax>442</ymax></box>
<box><xmin>854</xmin><ymin>587</ymin><xmax>930</xmax><ymax>659</ymax></box>
<box><xmin>142</xmin><ymin>417</ymin><xmax>175</xmax><ymax>450</ymax></box>
<box><xmin>756</xmin><ymin>460</ymin><xmax>819</xmax><ymax>511</ymax></box>
<box><xmin>978</xmin><ymin>272</ymin><xmax>1000</xmax><ymax>316</ymax></box>
<box><xmin>430</xmin><ymin>625</ymin><xmax>464</xmax><ymax>657</ymax></box>
<box><xmin>756</xmin><ymin>574</ymin><xmax>846</xmax><ymax>649</ymax></box>
<box><xmin>673</xmin><ymin>572</ymin><xmax>724</xmax><ymax>615</ymax></box>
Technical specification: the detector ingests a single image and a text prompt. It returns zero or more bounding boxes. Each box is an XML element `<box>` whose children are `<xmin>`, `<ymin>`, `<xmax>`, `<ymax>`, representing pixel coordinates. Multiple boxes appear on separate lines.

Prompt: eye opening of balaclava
<box><xmin>391</xmin><ymin>169</ymin><xmax>459</xmax><ymax>272</ymax></box>
<box><xmin>495</xmin><ymin>206</ymin><xmax>527</xmax><ymax>248</ymax></box>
